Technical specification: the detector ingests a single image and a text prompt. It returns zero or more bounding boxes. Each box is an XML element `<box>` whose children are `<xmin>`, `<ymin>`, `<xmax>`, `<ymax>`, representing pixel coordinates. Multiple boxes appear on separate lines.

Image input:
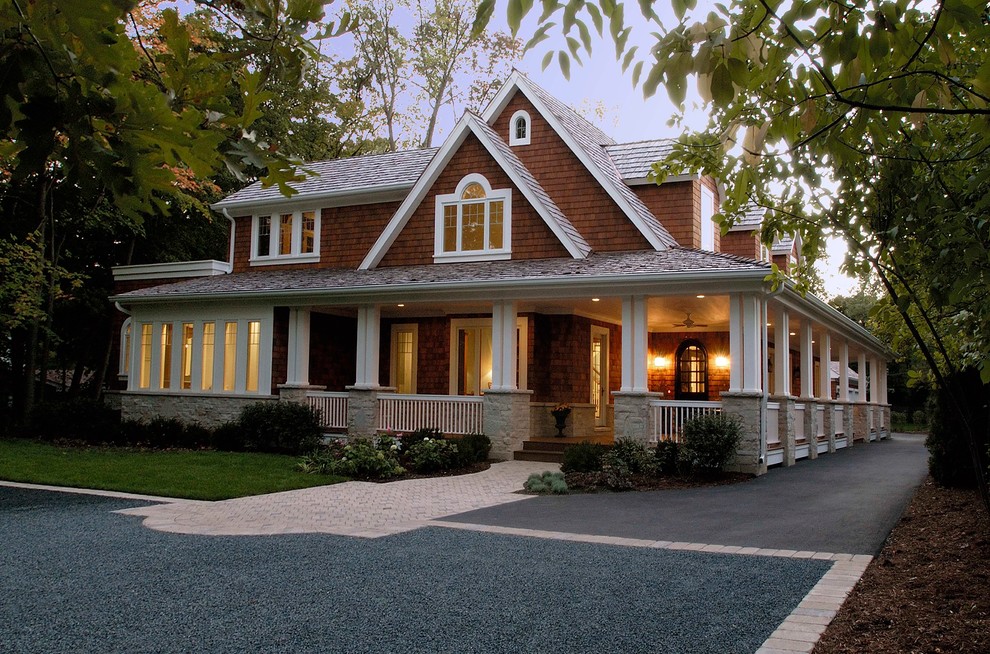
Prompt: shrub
<box><xmin>911</xmin><ymin>409</ymin><xmax>927</xmax><ymax>427</ymax></box>
<box><xmin>561</xmin><ymin>441</ymin><xmax>607</xmax><ymax>473</ymax></box>
<box><xmin>400</xmin><ymin>427</ymin><xmax>444</xmax><ymax>451</ymax></box>
<box><xmin>300</xmin><ymin>438</ymin><xmax>404</xmax><ymax>479</ymax></box>
<box><xmin>29</xmin><ymin>398</ymin><xmax>120</xmax><ymax>444</ymax></box>
<box><xmin>452</xmin><ymin>433</ymin><xmax>491</xmax><ymax>465</ymax></box>
<box><xmin>926</xmin><ymin>369</ymin><xmax>990</xmax><ymax>488</ymax></box>
<box><xmin>235</xmin><ymin>402</ymin><xmax>323</xmax><ymax>455</ymax></box>
<box><xmin>681</xmin><ymin>413</ymin><xmax>743</xmax><ymax>473</ymax></box>
<box><xmin>211</xmin><ymin>421</ymin><xmax>247</xmax><ymax>452</ymax></box>
<box><xmin>524</xmin><ymin>471</ymin><xmax>568</xmax><ymax>494</ymax></box>
<box><xmin>890</xmin><ymin>411</ymin><xmax>907</xmax><ymax>427</ymax></box>
<box><xmin>405</xmin><ymin>438</ymin><xmax>460</xmax><ymax>473</ymax></box>
<box><xmin>654</xmin><ymin>440</ymin><xmax>680</xmax><ymax>475</ymax></box>
<box><xmin>598</xmin><ymin>451</ymin><xmax>634</xmax><ymax>490</ymax></box>
<box><xmin>609</xmin><ymin>438</ymin><xmax>656</xmax><ymax>475</ymax></box>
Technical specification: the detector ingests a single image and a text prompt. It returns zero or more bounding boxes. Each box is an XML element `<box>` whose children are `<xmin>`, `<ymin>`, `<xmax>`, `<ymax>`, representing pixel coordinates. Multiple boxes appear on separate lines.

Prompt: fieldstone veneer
<box><xmin>121</xmin><ymin>393</ymin><xmax>275</xmax><ymax>428</ymax></box>
<box><xmin>483</xmin><ymin>390</ymin><xmax>533</xmax><ymax>460</ymax></box>
<box><xmin>720</xmin><ymin>391</ymin><xmax>768</xmax><ymax>476</ymax></box>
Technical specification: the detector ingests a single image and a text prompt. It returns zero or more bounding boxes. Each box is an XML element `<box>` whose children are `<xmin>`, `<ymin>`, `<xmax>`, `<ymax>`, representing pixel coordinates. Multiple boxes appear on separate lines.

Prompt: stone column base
<box><xmin>721</xmin><ymin>391</ymin><xmax>768</xmax><ymax>476</ymax></box>
<box><xmin>483</xmin><ymin>389</ymin><xmax>534</xmax><ymax>460</ymax></box>
<box><xmin>820</xmin><ymin>400</ymin><xmax>836</xmax><ymax>453</ymax></box>
<box><xmin>612</xmin><ymin>391</ymin><xmax>661</xmax><ymax>445</ymax></box>
<box><xmin>770</xmin><ymin>395</ymin><xmax>796</xmax><ymax>466</ymax></box>
<box><xmin>278</xmin><ymin>384</ymin><xmax>326</xmax><ymax>405</ymax></box>
<box><xmin>852</xmin><ymin>403</ymin><xmax>869</xmax><ymax>442</ymax></box>
<box><xmin>842</xmin><ymin>401</ymin><xmax>855</xmax><ymax>446</ymax></box>
<box><xmin>346</xmin><ymin>386</ymin><xmax>386</xmax><ymax>436</ymax></box>
<box><xmin>801</xmin><ymin>398</ymin><xmax>819</xmax><ymax>459</ymax></box>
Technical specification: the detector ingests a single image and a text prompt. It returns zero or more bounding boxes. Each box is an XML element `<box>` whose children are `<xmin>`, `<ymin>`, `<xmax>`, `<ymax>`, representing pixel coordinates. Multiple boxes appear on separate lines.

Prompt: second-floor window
<box><xmin>434</xmin><ymin>174</ymin><xmax>512</xmax><ymax>262</ymax></box>
<box><xmin>252</xmin><ymin>210</ymin><xmax>319</xmax><ymax>264</ymax></box>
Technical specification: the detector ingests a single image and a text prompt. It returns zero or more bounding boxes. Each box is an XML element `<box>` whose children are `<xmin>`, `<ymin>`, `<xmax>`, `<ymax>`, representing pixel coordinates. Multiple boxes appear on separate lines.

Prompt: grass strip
<box><xmin>0</xmin><ymin>439</ymin><xmax>345</xmax><ymax>500</ymax></box>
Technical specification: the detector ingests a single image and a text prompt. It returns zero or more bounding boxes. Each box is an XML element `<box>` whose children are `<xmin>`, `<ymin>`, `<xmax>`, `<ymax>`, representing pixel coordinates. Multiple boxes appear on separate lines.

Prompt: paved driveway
<box><xmin>0</xmin><ymin>435</ymin><xmax>926</xmax><ymax>654</ymax></box>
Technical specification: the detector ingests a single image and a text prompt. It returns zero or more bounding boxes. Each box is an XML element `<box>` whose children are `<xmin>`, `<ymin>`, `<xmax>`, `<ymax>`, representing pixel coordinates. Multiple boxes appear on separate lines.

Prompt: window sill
<box><xmin>433</xmin><ymin>251</ymin><xmax>511</xmax><ymax>264</ymax></box>
<box><xmin>249</xmin><ymin>254</ymin><xmax>320</xmax><ymax>266</ymax></box>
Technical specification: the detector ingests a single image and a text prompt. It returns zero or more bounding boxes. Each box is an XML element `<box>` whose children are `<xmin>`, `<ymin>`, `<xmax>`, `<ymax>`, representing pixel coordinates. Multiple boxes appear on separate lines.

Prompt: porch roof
<box><xmin>113</xmin><ymin>248</ymin><xmax>770</xmax><ymax>304</ymax></box>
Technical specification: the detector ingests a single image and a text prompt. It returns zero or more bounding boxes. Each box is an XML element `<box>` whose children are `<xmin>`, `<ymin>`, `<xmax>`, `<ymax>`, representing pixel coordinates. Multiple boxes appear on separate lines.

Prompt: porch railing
<box><xmin>767</xmin><ymin>401</ymin><xmax>781</xmax><ymax>447</ymax></box>
<box><xmin>833</xmin><ymin>405</ymin><xmax>845</xmax><ymax>435</ymax></box>
<box><xmin>816</xmin><ymin>405</ymin><xmax>826</xmax><ymax>439</ymax></box>
<box><xmin>794</xmin><ymin>403</ymin><xmax>806</xmax><ymax>439</ymax></box>
<box><xmin>307</xmin><ymin>391</ymin><xmax>349</xmax><ymax>430</ymax></box>
<box><xmin>650</xmin><ymin>400</ymin><xmax>722</xmax><ymax>443</ymax></box>
<box><xmin>378</xmin><ymin>394</ymin><xmax>484</xmax><ymax>435</ymax></box>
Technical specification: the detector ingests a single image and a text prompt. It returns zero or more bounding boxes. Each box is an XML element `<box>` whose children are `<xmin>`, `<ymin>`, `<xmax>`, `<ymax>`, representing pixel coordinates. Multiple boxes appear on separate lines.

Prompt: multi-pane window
<box><xmin>436</xmin><ymin>175</ymin><xmax>511</xmax><ymax>260</ymax></box>
<box><xmin>252</xmin><ymin>210</ymin><xmax>319</xmax><ymax>262</ymax></box>
<box><xmin>246</xmin><ymin>321</ymin><xmax>261</xmax><ymax>392</ymax></box>
<box><xmin>223</xmin><ymin>322</ymin><xmax>237</xmax><ymax>392</ymax></box>
<box><xmin>160</xmin><ymin>324</ymin><xmax>173</xmax><ymax>389</ymax></box>
<box><xmin>675</xmin><ymin>340</ymin><xmax>708</xmax><ymax>400</ymax></box>
<box><xmin>390</xmin><ymin>325</ymin><xmax>417</xmax><ymax>394</ymax></box>
<box><xmin>201</xmin><ymin>322</ymin><xmax>215</xmax><ymax>391</ymax></box>
<box><xmin>139</xmin><ymin>323</ymin><xmax>152</xmax><ymax>389</ymax></box>
<box><xmin>509</xmin><ymin>110</ymin><xmax>531</xmax><ymax>146</ymax></box>
<box><xmin>181</xmin><ymin>323</ymin><xmax>194</xmax><ymax>389</ymax></box>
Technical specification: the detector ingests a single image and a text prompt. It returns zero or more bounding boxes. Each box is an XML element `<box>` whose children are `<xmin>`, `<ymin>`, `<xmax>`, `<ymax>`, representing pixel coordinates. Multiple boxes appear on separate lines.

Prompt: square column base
<box><xmin>612</xmin><ymin>391</ymin><xmax>661</xmax><ymax>445</ymax></box>
<box><xmin>720</xmin><ymin>391</ymin><xmax>767</xmax><ymax>476</ymax></box>
<box><xmin>278</xmin><ymin>384</ymin><xmax>326</xmax><ymax>405</ymax></box>
<box><xmin>800</xmin><ymin>398</ymin><xmax>819</xmax><ymax>459</ymax></box>
<box><xmin>483</xmin><ymin>389</ymin><xmax>534</xmax><ymax>460</ymax></box>
<box><xmin>770</xmin><ymin>395</ymin><xmax>796</xmax><ymax>466</ymax></box>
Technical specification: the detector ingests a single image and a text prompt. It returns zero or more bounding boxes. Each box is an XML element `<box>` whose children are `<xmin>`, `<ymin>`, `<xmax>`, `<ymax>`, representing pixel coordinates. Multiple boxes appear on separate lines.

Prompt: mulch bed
<box><xmin>814</xmin><ymin>478</ymin><xmax>990</xmax><ymax>654</ymax></box>
<box><xmin>563</xmin><ymin>470</ymin><xmax>753</xmax><ymax>492</ymax></box>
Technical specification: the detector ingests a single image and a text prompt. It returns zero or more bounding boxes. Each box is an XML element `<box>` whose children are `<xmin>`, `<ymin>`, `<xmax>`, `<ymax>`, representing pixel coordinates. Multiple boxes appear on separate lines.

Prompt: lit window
<box><xmin>223</xmin><ymin>322</ymin><xmax>237</xmax><ymax>391</ymax></box>
<box><xmin>675</xmin><ymin>339</ymin><xmax>708</xmax><ymax>400</ymax></box>
<box><xmin>251</xmin><ymin>210</ymin><xmax>321</xmax><ymax>264</ymax></box>
<box><xmin>160</xmin><ymin>324</ymin><xmax>173</xmax><ymax>389</ymax></box>
<box><xmin>435</xmin><ymin>174</ymin><xmax>511</xmax><ymax>262</ymax></box>
<box><xmin>508</xmin><ymin>110</ymin><xmax>531</xmax><ymax>146</ymax></box>
<box><xmin>390</xmin><ymin>324</ymin><xmax>418</xmax><ymax>394</ymax></box>
<box><xmin>181</xmin><ymin>323</ymin><xmax>194</xmax><ymax>389</ymax></box>
<box><xmin>202</xmin><ymin>322</ymin><xmax>215</xmax><ymax>391</ymax></box>
<box><xmin>246</xmin><ymin>321</ymin><xmax>261</xmax><ymax>392</ymax></box>
<box><xmin>139</xmin><ymin>323</ymin><xmax>152</xmax><ymax>389</ymax></box>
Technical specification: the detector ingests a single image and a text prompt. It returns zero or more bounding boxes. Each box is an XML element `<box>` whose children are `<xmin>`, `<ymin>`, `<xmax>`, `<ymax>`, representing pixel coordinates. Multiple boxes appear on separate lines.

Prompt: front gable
<box><xmin>378</xmin><ymin>132</ymin><xmax>571</xmax><ymax>267</ymax></box>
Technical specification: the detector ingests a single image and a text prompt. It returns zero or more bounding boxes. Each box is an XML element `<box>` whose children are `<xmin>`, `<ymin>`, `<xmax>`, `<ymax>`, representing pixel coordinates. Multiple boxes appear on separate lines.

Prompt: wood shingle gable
<box><xmin>360</xmin><ymin>112</ymin><xmax>591</xmax><ymax>270</ymax></box>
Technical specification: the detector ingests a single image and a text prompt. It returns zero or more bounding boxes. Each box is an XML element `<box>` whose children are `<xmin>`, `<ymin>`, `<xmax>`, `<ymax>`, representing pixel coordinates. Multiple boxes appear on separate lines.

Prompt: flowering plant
<box><xmin>550</xmin><ymin>403</ymin><xmax>572</xmax><ymax>420</ymax></box>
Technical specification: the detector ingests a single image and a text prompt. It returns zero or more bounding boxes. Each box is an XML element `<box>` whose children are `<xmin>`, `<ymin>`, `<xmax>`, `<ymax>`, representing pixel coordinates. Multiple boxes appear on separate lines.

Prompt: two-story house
<box><xmin>110</xmin><ymin>72</ymin><xmax>890</xmax><ymax>473</ymax></box>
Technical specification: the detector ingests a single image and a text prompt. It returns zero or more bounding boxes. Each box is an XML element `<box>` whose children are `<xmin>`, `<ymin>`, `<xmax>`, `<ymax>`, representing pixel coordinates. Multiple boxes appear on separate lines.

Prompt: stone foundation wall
<box><xmin>120</xmin><ymin>392</ymin><xmax>275</xmax><ymax>427</ymax></box>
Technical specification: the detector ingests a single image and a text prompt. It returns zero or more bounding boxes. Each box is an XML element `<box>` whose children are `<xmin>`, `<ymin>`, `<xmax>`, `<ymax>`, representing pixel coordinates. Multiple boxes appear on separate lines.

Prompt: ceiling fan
<box><xmin>672</xmin><ymin>312</ymin><xmax>709</xmax><ymax>329</ymax></box>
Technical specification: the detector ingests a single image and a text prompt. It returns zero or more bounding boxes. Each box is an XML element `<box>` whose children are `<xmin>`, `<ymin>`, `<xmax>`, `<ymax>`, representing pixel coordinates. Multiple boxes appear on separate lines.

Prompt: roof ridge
<box><xmin>606</xmin><ymin>138</ymin><xmax>677</xmax><ymax>148</ymax></box>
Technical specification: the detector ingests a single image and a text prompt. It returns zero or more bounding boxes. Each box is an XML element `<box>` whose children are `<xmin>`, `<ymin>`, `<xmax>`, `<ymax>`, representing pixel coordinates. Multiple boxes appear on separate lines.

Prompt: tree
<box><xmin>483</xmin><ymin>0</ymin><xmax>990</xmax><ymax>509</ymax></box>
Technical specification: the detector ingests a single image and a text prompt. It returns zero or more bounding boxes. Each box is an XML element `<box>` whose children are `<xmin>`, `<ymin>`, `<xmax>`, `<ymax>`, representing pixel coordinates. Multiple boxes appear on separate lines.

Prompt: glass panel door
<box><xmin>455</xmin><ymin>326</ymin><xmax>492</xmax><ymax>395</ymax></box>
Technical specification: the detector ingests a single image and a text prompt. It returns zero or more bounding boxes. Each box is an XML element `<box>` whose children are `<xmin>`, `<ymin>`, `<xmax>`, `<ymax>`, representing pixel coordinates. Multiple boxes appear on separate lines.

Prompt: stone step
<box><xmin>512</xmin><ymin>449</ymin><xmax>565</xmax><ymax>464</ymax></box>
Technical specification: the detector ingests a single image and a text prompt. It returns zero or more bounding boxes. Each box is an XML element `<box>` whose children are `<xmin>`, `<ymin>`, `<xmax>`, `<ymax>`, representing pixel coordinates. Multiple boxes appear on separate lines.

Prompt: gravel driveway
<box><xmin>1</xmin><ymin>487</ymin><xmax>830</xmax><ymax>654</ymax></box>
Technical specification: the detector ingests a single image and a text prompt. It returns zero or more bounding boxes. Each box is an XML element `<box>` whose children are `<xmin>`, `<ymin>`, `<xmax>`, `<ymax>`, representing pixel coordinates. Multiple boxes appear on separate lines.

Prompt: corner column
<box><xmin>279</xmin><ymin>308</ymin><xmax>325</xmax><ymax>405</ymax></box>
<box><xmin>491</xmin><ymin>300</ymin><xmax>518</xmax><ymax>390</ymax></box>
<box><xmin>348</xmin><ymin>304</ymin><xmax>383</xmax><ymax>436</ymax></box>
<box><xmin>771</xmin><ymin>305</ymin><xmax>796</xmax><ymax>466</ymax></box>
<box><xmin>818</xmin><ymin>331</ymin><xmax>835</xmax><ymax>453</ymax></box>
<box><xmin>800</xmin><ymin>319</ymin><xmax>818</xmax><ymax>459</ymax></box>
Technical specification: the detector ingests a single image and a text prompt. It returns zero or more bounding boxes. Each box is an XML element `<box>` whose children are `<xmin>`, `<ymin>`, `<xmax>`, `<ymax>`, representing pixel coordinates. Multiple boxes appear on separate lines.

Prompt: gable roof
<box><xmin>605</xmin><ymin>140</ymin><xmax>675</xmax><ymax>180</ymax></box>
<box><xmin>212</xmin><ymin>148</ymin><xmax>438</xmax><ymax>212</ymax></box>
<box><xmin>360</xmin><ymin>112</ymin><xmax>591</xmax><ymax>269</ymax></box>
<box><xmin>483</xmin><ymin>72</ymin><xmax>678</xmax><ymax>251</ymax></box>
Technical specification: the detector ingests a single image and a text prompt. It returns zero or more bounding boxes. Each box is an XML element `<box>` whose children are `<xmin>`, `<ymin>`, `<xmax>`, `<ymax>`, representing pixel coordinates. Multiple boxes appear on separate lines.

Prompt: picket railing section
<box><xmin>816</xmin><ymin>405</ymin><xmax>826</xmax><ymax>439</ymax></box>
<box><xmin>794</xmin><ymin>403</ymin><xmax>806</xmax><ymax>439</ymax></box>
<box><xmin>766</xmin><ymin>402</ymin><xmax>781</xmax><ymax>447</ymax></box>
<box><xmin>650</xmin><ymin>400</ymin><xmax>722</xmax><ymax>443</ymax></box>
<box><xmin>307</xmin><ymin>392</ymin><xmax>349</xmax><ymax>430</ymax></box>
<box><xmin>378</xmin><ymin>394</ymin><xmax>484</xmax><ymax>435</ymax></box>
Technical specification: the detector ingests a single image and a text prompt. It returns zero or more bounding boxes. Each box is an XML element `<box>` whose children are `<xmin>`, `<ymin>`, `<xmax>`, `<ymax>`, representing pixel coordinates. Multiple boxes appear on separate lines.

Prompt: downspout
<box><xmin>221</xmin><ymin>207</ymin><xmax>235</xmax><ymax>272</ymax></box>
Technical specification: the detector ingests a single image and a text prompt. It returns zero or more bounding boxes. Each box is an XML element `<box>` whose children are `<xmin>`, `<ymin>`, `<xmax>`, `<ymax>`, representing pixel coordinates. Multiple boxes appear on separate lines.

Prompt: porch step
<box><xmin>514</xmin><ymin>435</ymin><xmax>613</xmax><ymax>464</ymax></box>
<box><xmin>513</xmin><ymin>449</ymin><xmax>566</xmax><ymax>463</ymax></box>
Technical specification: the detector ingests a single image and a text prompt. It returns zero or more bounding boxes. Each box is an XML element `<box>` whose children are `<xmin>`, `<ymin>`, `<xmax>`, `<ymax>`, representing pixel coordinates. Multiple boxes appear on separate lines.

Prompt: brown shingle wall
<box><xmin>310</xmin><ymin>313</ymin><xmax>357</xmax><ymax>391</ymax></box>
<box><xmin>773</xmin><ymin>253</ymin><xmax>790</xmax><ymax>274</ymax></box>
<box><xmin>378</xmin><ymin>134</ymin><xmax>569</xmax><ymax>266</ymax></box>
<box><xmin>271</xmin><ymin>307</ymin><xmax>289</xmax><ymax>389</ymax></box>
<box><xmin>633</xmin><ymin>181</ymin><xmax>697</xmax><ymax>247</ymax></box>
<box><xmin>647</xmin><ymin>331</ymin><xmax>731</xmax><ymax>400</ymax></box>
<box><xmin>722</xmin><ymin>231</ymin><xmax>762</xmax><ymax>260</ymax></box>
<box><xmin>528</xmin><ymin>314</ymin><xmax>621</xmax><ymax>403</ymax></box>
<box><xmin>491</xmin><ymin>93</ymin><xmax>652</xmax><ymax>252</ymax></box>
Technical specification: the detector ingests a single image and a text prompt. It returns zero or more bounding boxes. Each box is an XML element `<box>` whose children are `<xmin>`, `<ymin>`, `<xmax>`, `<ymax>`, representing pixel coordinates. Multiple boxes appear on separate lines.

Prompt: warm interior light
<box><xmin>397</xmin><ymin>303</ymin><xmax>405</xmax><ymax>307</ymax></box>
<box><xmin>696</xmin><ymin>294</ymin><xmax>706</xmax><ymax>299</ymax></box>
<box><xmin>653</xmin><ymin>355</ymin><xmax>669</xmax><ymax>368</ymax></box>
<box><xmin>789</xmin><ymin>332</ymin><xmax>796</xmax><ymax>336</ymax></box>
<box><xmin>591</xmin><ymin>298</ymin><xmax>600</xmax><ymax>302</ymax></box>
<box><xmin>714</xmin><ymin>355</ymin><xmax>730</xmax><ymax>368</ymax></box>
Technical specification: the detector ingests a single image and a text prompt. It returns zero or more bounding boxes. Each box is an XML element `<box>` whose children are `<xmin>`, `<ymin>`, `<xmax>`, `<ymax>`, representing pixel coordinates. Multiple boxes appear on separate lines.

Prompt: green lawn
<box><xmin>0</xmin><ymin>439</ymin><xmax>346</xmax><ymax>500</ymax></box>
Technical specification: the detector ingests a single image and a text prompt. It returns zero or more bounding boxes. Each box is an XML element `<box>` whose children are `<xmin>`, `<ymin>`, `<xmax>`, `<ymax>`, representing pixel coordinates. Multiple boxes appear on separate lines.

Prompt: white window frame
<box><xmin>701</xmin><ymin>186</ymin><xmax>716</xmax><ymax>251</ymax></box>
<box><xmin>389</xmin><ymin>323</ymin><xmax>419</xmax><ymax>394</ymax></box>
<box><xmin>434</xmin><ymin>174</ymin><xmax>512</xmax><ymax>263</ymax></box>
<box><xmin>508</xmin><ymin>109</ymin><xmax>531</xmax><ymax>146</ymax></box>
<box><xmin>250</xmin><ymin>209</ymin><xmax>321</xmax><ymax>265</ymax></box>
<box><xmin>119</xmin><ymin>317</ymin><xmax>132</xmax><ymax>377</ymax></box>
<box><xmin>448</xmin><ymin>316</ymin><xmax>528</xmax><ymax>395</ymax></box>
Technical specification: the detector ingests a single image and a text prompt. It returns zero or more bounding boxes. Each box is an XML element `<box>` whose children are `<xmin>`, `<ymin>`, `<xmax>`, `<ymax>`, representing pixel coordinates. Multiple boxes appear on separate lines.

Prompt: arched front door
<box><xmin>675</xmin><ymin>339</ymin><xmax>708</xmax><ymax>401</ymax></box>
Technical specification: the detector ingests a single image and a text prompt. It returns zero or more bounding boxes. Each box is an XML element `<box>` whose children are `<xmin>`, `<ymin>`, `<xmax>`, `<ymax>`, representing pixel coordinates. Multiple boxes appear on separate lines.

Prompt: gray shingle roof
<box><xmin>727</xmin><ymin>203</ymin><xmax>767</xmax><ymax>232</ymax></box>
<box><xmin>523</xmin><ymin>77</ymin><xmax>678</xmax><ymax>249</ymax></box>
<box><xmin>605</xmin><ymin>140</ymin><xmax>675</xmax><ymax>180</ymax></box>
<box><xmin>115</xmin><ymin>249</ymin><xmax>769</xmax><ymax>301</ymax></box>
<box><xmin>213</xmin><ymin>148</ymin><xmax>439</xmax><ymax>209</ymax></box>
<box><xmin>469</xmin><ymin>114</ymin><xmax>591</xmax><ymax>257</ymax></box>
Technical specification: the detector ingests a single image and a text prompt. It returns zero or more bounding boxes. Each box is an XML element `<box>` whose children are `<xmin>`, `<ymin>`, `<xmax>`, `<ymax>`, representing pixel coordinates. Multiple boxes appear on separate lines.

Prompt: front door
<box><xmin>675</xmin><ymin>339</ymin><xmax>709</xmax><ymax>401</ymax></box>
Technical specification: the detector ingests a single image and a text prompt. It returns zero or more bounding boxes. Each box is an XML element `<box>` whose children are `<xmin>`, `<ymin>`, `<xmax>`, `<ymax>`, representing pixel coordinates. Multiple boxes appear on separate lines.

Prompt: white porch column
<box><xmin>773</xmin><ymin>305</ymin><xmax>790</xmax><ymax>397</ymax></box>
<box><xmin>858</xmin><ymin>351</ymin><xmax>868</xmax><ymax>401</ymax></box>
<box><xmin>354</xmin><ymin>304</ymin><xmax>381</xmax><ymax>389</ymax></box>
<box><xmin>880</xmin><ymin>360</ymin><xmax>889</xmax><ymax>404</ymax></box>
<box><xmin>800</xmin><ymin>320</ymin><xmax>814</xmax><ymax>398</ymax></box>
<box><xmin>620</xmin><ymin>295</ymin><xmax>649</xmax><ymax>392</ymax></box>
<box><xmin>818</xmin><ymin>331</ymin><xmax>831</xmax><ymax>400</ymax></box>
<box><xmin>491</xmin><ymin>300</ymin><xmax>518</xmax><ymax>390</ymax></box>
<box><xmin>870</xmin><ymin>357</ymin><xmax>881</xmax><ymax>404</ymax></box>
<box><xmin>838</xmin><ymin>340</ymin><xmax>850</xmax><ymax>401</ymax></box>
<box><xmin>285</xmin><ymin>308</ymin><xmax>311</xmax><ymax>386</ymax></box>
<box><xmin>742</xmin><ymin>295</ymin><xmax>762</xmax><ymax>393</ymax></box>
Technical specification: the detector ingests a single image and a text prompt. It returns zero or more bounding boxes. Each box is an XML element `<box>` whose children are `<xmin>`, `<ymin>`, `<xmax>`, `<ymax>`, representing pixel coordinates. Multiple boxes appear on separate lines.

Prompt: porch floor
<box><xmin>513</xmin><ymin>432</ymin><xmax>613</xmax><ymax>464</ymax></box>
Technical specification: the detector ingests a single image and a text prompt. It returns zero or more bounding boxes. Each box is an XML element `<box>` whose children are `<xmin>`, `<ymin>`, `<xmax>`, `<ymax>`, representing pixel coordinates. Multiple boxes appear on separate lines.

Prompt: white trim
<box><xmin>212</xmin><ymin>183</ymin><xmax>413</xmax><ymax>213</ymax></box>
<box><xmin>508</xmin><ymin>110</ymin><xmax>531</xmax><ymax>146</ymax></box>
<box><xmin>361</xmin><ymin>113</ymin><xmax>589</xmax><ymax>269</ymax></box>
<box><xmin>112</xmin><ymin>260</ymin><xmax>230</xmax><ymax>281</ymax></box>
<box><xmin>591</xmin><ymin>325</ymin><xmax>610</xmax><ymax>426</ymax></box>
<box><xmin>433</xmin><ymin>173</ymin><xmax>512</xmax><ymax>262</ymax></box>
<box><xmin>118</xmin><ymin>318</ymin><xmax>132</xmax><ymax>377</ymax></box>
<box><xmin>389</xmin><ymin>323</ymin><xmax>419</xmax><ymax>394</ymax></box>
<box><xmin>701</xmin><ymin>186</ymin><xmax>715</xmax><ymax>251</ymax></box>
<box><xmin>624</xmin><ymin>173</ymin><xmax>699</xmax><ymax>186</ymax></box>
<box><xmin>482</xmin><ymin>71</ymin><xmax>670</xmax><ymax>251</ymax></box>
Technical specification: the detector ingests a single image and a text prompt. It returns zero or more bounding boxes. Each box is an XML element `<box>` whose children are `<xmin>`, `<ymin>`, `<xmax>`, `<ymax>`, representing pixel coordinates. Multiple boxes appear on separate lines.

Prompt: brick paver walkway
<box><xmin>115</xmin><ymin>460</ymin><xmax>553</xmax><ymax>538</ymax></box>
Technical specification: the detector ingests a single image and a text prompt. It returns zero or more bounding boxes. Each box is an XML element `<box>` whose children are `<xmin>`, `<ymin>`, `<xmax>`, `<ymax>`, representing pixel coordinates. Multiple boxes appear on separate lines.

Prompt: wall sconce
<box><xmin>714</xmin><ymin>355</ymin><xmax>730</xmax><ymax>368</ymax></box>
<box><xmin>653</xmin><ymin>355</ymin><xmax>669</xmax><ymax>368</ymax></box>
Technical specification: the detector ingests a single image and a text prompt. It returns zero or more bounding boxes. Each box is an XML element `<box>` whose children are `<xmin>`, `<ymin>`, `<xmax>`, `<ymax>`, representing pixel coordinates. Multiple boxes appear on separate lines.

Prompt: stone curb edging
<box><xmin>0</xmin><ymin>480</ymin><xmax>207</xmax><ymax>505</ymax></box>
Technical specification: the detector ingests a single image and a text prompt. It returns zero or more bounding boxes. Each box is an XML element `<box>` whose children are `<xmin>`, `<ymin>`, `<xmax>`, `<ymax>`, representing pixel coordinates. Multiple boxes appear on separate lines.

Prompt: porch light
<box><xmin>714</xmin><ymin>355</ymin><xmax>730</xmax><ymax>368</ymax></box>
<box><xmin>653</xmin><ymin>355</ymin><xmax>669</xmax><ymax>368</ymax></box>
<box><xmin>591</xmin><ymin>298</ymin><xmax>600</xmax><ymax>302</ymax></box>
<box><xmin>696</xmin><ymin>294</ymin><xmax>705</xmax><ymax>299</ymax></box>
<box><xmin>397</xmin><ymin>303</ymin><xmax>405</xmax><ymax>307</ymax></box>
<box><xmin>789</xmin><ymin>332</ymin><xmax>796</xmax><ymax>336</ymax></box>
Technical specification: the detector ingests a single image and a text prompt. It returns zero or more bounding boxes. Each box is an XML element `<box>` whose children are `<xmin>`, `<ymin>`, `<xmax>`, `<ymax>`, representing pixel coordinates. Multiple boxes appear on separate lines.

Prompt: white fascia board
<box><xmin>211</xmin><ymin>183</ymin><xmax>413</xmax><ymax>214</ymax></box>
<box><xmin>481</xmin><ymin>70</ymin><xmax>526</xmax><ymax>123</ymax></box>
<box><xmin>113</xmin><ymin>267</ymin><xmax>769</xmax><ymax>307</ymax></box>
<box><xmin>465</xmin><ymin>116</ymin><xmax>588</xmax><ymax>259</ymax></box>
<box><xmin>360</xmin><ymin>117</ymin><xmax>473</xmax><ymax>270</ymax></box>
<box><xmin>775</xmin><ymin>284</ymin><xmax>890</xmax><ymax>357</ymax></box>
<box><xmin>112</xmin><ymin>260</ymin><xmax>231</xmax><ymax>281</ymax></box>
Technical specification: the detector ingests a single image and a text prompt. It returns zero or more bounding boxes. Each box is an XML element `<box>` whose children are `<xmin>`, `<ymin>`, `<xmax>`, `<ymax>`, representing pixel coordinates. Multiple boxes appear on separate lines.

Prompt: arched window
<box><xmin>675</xmin><ymin>339</ymin><xmax>708</xmax><ymax>401</ymax></box>
<box><xmin>118</xmin><ymin>318</ymin><xmax>132</xmax><ymax>377</ymax></box>
<box><xmin>435</xmin><ymin>174</ymin><xmax>512</xmax><ymax>261</ymax></box>
<box><xmin>508</xmin><ymin>110</ymin><xmax>531</xmax><ymax>146</ymax></box>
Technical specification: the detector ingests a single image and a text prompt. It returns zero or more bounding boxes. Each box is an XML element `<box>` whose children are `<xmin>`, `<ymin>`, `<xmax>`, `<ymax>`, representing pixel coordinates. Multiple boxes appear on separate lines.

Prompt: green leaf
<box><xmin>621</xmin><ymin>46</ymin><xmax>638</xmax><ymax>73</ymax></box>
<box><xmin>585</xmin><ymin>3</ymin><xmax>604</xmax><ymax>35</ymax></box>
<box><xmin>542</xmin><ymin>50</ymin><xmax>555</xmax><ymax>71</ymax></box>
<box><xmin>524</xmin><ymin>22</ymin><xmax>556</xmax><ymax>52</ymax></box>
<box><xmin>558</xmin><ymin>50</ymin><xmax>571</xmax><ymax>79</ymax></box>
<box><xmin>710</xmin><ymin>63</ymin><xmax>734</xmax><ymax>106</ymax></box>
<box><xmin>577</xmin><ymin>18</ymin><xmax>593</xmax><ymax>53</ymax></box>
<box><xmin>643</xmin><ymin>62</ymin><xmax>664</xmax><ymax>98</ymax></box>
<box><xmin>631</xmin><ymin>60</ymin><xmax>644</xmax><ymax>87</ymax></box>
